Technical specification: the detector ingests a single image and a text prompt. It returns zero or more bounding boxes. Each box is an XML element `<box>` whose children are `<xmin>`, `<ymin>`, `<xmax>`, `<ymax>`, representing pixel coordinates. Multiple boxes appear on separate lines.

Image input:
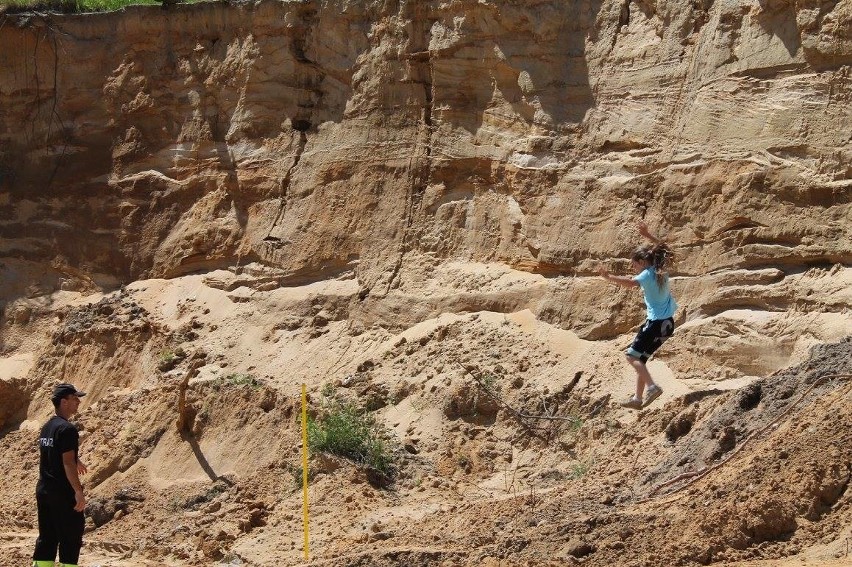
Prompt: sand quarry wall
<box><xmin>1</xmin><ymin>0</ymin><xmax>850</xmax><ymax>333</ymax></box>
<box><xmin>0</xmin><ymin>2</ymin><xmax>852</xmax><ymax>565</ymax></box>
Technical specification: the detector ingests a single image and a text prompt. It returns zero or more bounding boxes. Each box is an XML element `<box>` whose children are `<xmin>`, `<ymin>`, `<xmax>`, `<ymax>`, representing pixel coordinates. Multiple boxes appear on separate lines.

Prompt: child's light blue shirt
<box><xmin>633</xmin><ymin>268</ymin><xmax>677</xmax><ymax>320</ymax></box>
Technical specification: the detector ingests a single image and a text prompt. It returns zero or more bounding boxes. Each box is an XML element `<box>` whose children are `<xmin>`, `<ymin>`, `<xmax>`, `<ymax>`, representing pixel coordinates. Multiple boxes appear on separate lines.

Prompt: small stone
<box><xmin>369</xmin><ymin>531</ymin><xmax>392</xmax><ymax>542</ymax></box>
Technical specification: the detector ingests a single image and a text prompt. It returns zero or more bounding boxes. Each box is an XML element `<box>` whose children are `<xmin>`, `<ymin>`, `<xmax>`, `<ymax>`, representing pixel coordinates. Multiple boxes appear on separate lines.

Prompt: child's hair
<box><xmin>632</xmin><ymin>243</ymin><xmax>674</xmax><ymax>289</ymax></box>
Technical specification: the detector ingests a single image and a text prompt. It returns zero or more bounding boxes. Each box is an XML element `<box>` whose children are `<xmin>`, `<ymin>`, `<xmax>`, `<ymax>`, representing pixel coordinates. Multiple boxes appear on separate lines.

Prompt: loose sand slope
<box><xmin>0</xmin><ymin>265</ymin><xmax>849</xmax><ymax>566</ymax></box>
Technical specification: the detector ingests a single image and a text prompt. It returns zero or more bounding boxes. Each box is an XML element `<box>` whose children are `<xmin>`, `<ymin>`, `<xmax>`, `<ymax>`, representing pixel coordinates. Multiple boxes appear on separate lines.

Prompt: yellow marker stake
<box><xmin>302</xmin><ymin>384</ymin><xmax>310</xmax><ymax>561</ymax></box>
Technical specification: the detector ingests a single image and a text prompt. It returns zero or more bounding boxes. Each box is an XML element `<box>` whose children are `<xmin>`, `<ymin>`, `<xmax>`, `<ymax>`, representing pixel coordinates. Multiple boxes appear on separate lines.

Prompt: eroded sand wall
<box><xmin>0</xmin><ymin>0</ymin><xmax>850</xmax><ymax>338</ymax></box>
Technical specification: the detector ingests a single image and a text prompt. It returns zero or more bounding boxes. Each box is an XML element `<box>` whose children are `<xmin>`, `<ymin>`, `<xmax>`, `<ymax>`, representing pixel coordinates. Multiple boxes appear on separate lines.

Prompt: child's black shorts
<box><xmin>626</xmin><ymin>318</ymin><xmax>675</xmax><ymax>363</ymax></box>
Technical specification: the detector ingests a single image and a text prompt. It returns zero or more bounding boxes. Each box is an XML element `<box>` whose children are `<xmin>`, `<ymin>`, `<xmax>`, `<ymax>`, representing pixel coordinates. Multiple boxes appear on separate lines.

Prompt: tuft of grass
<box><xmin>183</xmin><ymin>482</ymin><xmax>226</xmax><ymax>510</ymax></box>
<box><xmin>216</xmin><ymin>373</ymin><xmax>261</xmax><ymax>389</ymax></box>
<box><xmin>480</xmin><ymin>372</ymin><xmax>498</xmax><ymax>391</ymax></box>
<box><xmin>565</xmin><ymin>415</ymin><xmax>584</xmax><ymax>433</ymax></box>
<box><xmin>157</xmin><ymin>348</ymin><xmax>181</xmax><ymax>371</ymax></box>
<box><xmin>320</xmin><ymin>382</ymin><xmax>336</xmax><ymax>399</ymax></box>
<box><xmin>286</xmin><ymin>462</ymin><xmax>314</xmax><ymax>491</ymax></box>
<box><xmin>455</xmin><ymin>453</ymin><xmax>470</xmax><ymax>470</ymax></box>
<box><xmin>569</xmin><ymin>458</ymin><xmax>593</xmax><ymax>480</ymax></box>
<box><xmin>307</xmin><ymin>399</ymin><xmax>394</xmax><ymax>477</ymax></box>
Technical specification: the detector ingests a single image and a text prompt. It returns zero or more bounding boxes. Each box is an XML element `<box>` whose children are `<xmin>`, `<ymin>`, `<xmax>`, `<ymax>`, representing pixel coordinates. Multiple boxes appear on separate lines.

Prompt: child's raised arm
<box><xmin>638</xmin><ymin>221</ymin><xmax>662</xmax><ymax>245</ymax></box>
<box><xmin>598</xmin><ymin>265</ymin><xmax>639</xmax><ymax>288</ymax></box>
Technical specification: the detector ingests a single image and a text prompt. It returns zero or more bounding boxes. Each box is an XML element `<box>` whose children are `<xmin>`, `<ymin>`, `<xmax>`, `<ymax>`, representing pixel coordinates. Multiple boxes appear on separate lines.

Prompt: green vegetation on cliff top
<box><xmin>1</xmin><ymin>0</ymin><xmax>206</xmax><ymax>13</ymax></box>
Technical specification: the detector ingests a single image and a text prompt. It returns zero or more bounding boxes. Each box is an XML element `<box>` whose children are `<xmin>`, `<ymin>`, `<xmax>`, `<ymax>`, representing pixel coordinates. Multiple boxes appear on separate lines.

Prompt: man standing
<box><xmin>33</xmin><ymin>383</ymin><xmax>88</xmax><ymax>567</ymax></box>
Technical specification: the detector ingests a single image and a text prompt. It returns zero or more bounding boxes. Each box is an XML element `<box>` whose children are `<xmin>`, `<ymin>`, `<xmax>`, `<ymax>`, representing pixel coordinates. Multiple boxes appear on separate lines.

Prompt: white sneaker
<box><xmin>643</xmin><ymin>384</ymin><xmax>663</xmax><ymax>407</ymax></box>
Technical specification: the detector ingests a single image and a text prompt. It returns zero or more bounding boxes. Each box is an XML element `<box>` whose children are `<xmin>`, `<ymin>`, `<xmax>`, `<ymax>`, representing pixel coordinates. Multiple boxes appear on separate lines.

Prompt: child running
<box><xmin>598</xmin><ymin>221</ymin><xmax>677</xmax><ymax>409</ymax></box>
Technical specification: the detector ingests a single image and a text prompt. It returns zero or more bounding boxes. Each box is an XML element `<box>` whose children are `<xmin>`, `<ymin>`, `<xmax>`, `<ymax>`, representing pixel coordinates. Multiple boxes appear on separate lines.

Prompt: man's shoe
<box><xmin>620</xmin><ymin>396</ymin><xmax>642</xmax><ymax>410</ymax></box>
<box><xmin>643</xmin><ymin>385</ymin><xmax>663</xmax><ymax>407</ymax></box>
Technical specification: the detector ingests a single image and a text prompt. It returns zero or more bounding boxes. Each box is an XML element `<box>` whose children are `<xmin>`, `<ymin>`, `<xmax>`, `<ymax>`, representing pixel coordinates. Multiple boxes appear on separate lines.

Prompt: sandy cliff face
<box><xmin>0</xmin><ymin>2</ymin><xmax>851</xmax><ymax>566</ymax></box>
<box><xmin>2</xmin><ymin>1</ymin><xmax>849</xmax><ymax>380</ymax></box>
<box><xmin>2</xmin><ymin>0</ymin><xmax>849</xmax><ymax>294</ymax></box>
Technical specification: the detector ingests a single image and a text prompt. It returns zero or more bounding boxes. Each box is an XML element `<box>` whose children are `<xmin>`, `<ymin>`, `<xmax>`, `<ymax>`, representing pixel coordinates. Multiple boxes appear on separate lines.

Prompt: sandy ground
<box><xmin>1</xmin><ymin>264</ymin><xmax>850</xmax><ymax>566</ymax></box>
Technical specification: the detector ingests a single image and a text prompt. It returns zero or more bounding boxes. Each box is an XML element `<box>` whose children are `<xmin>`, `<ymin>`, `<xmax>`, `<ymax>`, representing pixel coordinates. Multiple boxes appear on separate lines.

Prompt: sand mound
<box><xmin>0</xmin><ymin>267</ymin><xmax>849</xmax><ymax>566</ymax></box>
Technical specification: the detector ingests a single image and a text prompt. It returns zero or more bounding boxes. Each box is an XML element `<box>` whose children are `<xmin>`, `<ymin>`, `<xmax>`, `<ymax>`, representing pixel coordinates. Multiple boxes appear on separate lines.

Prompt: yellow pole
<box><xmin>301</xmin><ymin>384</ymin><xmax>310</xmax><ymax>561</ymax></box>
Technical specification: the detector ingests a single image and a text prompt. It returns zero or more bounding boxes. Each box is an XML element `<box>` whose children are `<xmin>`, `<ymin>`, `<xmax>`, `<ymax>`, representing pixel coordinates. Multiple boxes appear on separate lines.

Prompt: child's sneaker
<box><xmin>643</xmin><ymin>384</ymin><xmax>663</xmax><ymax>407</ymax></box>
<box><xmin>620</xmin><ymin>396</ymin><xmax>643</xmax><ymax>410</ymax></box>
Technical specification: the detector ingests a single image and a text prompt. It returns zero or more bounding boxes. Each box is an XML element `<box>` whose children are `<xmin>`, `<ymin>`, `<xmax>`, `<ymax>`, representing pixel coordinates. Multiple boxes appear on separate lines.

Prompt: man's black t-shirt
<box><xmin>36</xmin><ymin>416</ymin><xmax>79</xmax><ymax>497</ymax></box>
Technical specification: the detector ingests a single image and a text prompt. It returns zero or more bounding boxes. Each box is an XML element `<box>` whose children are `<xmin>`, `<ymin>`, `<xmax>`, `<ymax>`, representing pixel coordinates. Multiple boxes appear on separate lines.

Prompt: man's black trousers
<box><xmin>33</xmin><ymin>490</ymin><xmax>84</xmax><ymax>565</ymax></box>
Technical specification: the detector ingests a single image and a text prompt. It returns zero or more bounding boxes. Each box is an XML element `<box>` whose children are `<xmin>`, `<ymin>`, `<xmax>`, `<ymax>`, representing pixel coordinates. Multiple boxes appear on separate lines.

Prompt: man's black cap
<box><xmin>51</xmin><ymin>383</ymin><xmax>87</xmax><ymax>401</ymax></box>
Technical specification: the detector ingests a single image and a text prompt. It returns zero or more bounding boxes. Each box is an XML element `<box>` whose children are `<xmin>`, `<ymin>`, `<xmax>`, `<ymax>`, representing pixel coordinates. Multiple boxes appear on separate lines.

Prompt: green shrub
<box><xmin>308</xmin><ymin>400</ymin><xmax>394</xmax><ymax>477</ymax></box>
<box><xmin>183</xmin><ymin>482</ymin><xmax>226</xmax><ymax>510</ymax></box>
<box><xmin>0</xmin><ymin>0</ymin><xmax>157</xmax><ymax>12</ymax></box>
<box><xmin>286</xmin><ymin>463</ymin><xmax>314</xmax><ymax>491</ymax></box>
<box><xmin>210</xmin><ymin>373</ymin><xmax>261</xmax><ymax>389</ymax></box>
<box><xmin>221</xmin><ymin>373</ymin><xmax>260</xmax><ymax>388</ymax></box>
<box><xmin>320</xmin><ymin>382</ymin><xmax>336</xmax><ymax>399</ymax></box>
<box><xmin>480</xmin><ymin>372</ymin><xmax>498</xmax><ymax>391</ymax></box>
<box><xmin>565</xmin><ymin>416</ymin><xmax>584</xmax><ymax>433</ymax></box>
<box><xmin>570</xmin><ymin>458</ymin><xmax>593</xmax><ymax>479</ymax></box>
<box><xmin>0</xmin><ymin>0</ymin><xmax>212</xmax><ymax>14</ymax></box>
<box><xmin>157</xmin><ymin>349</ymin><xmax>181</xmax><ymax>372</ymax></box>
